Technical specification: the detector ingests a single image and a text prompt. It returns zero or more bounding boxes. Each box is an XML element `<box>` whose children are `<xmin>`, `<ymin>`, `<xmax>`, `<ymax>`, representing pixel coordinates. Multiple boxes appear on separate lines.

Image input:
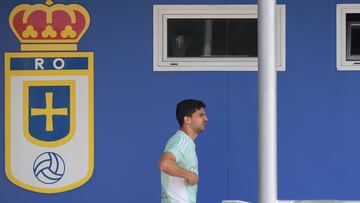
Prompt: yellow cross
<box><xmin>31</xmin><ymin>92</ymin><xmax>68</xmax><ymax>132</ymax></box>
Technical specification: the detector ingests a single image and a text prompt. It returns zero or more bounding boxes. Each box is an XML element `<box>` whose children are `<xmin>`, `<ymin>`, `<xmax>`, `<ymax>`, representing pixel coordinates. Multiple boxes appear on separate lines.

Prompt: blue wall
<box><xmin>2</xmin><ymin>0</ymin><xmax>360</xmax><ymax>202</ymax></box>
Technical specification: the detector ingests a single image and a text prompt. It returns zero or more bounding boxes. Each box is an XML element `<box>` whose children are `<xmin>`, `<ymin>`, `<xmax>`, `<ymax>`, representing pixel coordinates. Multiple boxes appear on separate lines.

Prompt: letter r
<box><xmin>35</xmin><ymin>58</ymin><xmax>44</xmax><ymax>70</ymax></box>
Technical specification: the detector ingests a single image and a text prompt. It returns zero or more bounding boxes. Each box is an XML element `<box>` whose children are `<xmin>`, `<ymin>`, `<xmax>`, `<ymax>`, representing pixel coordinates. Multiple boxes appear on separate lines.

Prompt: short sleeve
<box><xmin>164</xmin><ymin>137</ymin><xmax>183</xmax><ymax>163</ymax></box>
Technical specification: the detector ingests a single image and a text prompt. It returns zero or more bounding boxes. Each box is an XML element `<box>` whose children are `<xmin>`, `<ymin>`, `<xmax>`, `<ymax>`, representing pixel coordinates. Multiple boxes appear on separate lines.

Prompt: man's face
<box><xmin>188</xmin><ymin>107</ymin><xmax>208</xmax><ymax>133</ymax></box>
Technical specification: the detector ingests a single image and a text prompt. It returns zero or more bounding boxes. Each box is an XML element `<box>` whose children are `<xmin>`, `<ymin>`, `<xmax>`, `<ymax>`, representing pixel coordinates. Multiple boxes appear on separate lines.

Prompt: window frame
<box><xmin>336</xmin><ymin>4</ymin><xmax>360</xmax><ymax>70</ymax></box>
<box><xmin>153</xmin><ymin>4</ymin><xmax>286</xmax><ymax>71</ymax></box>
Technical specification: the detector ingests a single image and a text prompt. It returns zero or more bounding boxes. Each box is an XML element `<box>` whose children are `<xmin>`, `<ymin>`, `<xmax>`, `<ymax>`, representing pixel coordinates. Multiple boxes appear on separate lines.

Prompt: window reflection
<box><xmin>167</xmin><ymin>19</ymin><xmax>258</xmax><ymax>57</ymax></box>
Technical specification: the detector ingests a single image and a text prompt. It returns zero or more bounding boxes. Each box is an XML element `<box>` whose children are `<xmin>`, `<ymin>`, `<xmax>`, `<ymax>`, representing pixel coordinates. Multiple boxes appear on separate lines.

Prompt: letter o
<box><xmin>53</xmin><ymin>58</ymin><xmax>65</xmax><ymax>70</ymax></box>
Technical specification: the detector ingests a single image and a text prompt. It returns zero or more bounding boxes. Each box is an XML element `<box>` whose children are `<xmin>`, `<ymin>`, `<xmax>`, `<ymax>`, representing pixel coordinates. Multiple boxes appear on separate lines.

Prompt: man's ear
<box><xmin>184</xmin><ymin>116</ymin><xmax>191</xmax><ymax>124</ymax></box>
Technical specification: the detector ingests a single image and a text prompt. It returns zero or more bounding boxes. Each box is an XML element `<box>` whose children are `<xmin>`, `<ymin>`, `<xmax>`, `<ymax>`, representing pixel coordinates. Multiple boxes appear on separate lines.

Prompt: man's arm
<box><xmin>158</xmin><ymin>152</ymin><xmax>199</xmax><ymax>186</ymax></box>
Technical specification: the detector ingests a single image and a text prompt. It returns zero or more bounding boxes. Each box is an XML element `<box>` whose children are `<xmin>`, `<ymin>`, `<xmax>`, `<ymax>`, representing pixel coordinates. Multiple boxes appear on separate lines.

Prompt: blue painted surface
<box><xmin>2</xmin><ymin>0</ymin><xmax>360</xmax><ymax>202</ymax></box>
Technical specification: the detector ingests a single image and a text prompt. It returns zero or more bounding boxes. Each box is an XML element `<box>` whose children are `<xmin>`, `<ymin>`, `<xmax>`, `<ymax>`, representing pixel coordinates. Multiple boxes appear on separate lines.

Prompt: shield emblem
<box><xmin>5</xmin><ymin>52</ymin><xmax>94</xmax><ymax>193</ymax></box>
<box><xmin>23</xmin><ymin>80</ymin><xmax>75</xmax><ymax>147</ymax></box>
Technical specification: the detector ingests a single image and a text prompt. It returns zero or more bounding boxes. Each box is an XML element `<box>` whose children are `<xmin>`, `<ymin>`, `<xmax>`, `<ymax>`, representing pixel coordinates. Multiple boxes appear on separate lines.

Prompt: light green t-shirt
<box><xmin>161</xmin><ymin>130</ymin><xmax>198</xmax><ymax>203</ymax></box>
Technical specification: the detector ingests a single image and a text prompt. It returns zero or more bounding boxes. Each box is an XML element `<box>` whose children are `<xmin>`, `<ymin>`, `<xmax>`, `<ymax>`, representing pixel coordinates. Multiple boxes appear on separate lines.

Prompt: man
<box><xmin>158</xmin><ymin>99</ymin><xmax>208</xmax><ymax>203</ymax></box>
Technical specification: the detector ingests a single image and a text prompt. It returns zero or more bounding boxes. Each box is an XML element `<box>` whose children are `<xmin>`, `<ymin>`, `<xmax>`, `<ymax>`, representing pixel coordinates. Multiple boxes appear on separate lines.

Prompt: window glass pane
<box><xmin>346</xmin><ymin>13</ymin><xmax>360</xmax><ymax>21</ymax></box>
<box><xmin>351</xmin><ymin>27</ymin><xmax>360</xmax><ymax>55</ymax></box>
<box><xmin>167</xmin><ymin>19</ymin><xmax>257</xmax><ymax>57</ymax></box>
<box><xmin>346</xmin><ymin>14</ymin><xmax>360</xmax><ymax>60</ymax></box>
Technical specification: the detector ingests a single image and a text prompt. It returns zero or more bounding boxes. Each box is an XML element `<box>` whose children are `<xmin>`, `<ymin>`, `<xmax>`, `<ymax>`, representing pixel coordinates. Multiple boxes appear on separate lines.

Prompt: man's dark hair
<box><xmin>176</xmin><ymin>99</ymin><xmax>206</xmax><ymax>127</ymax></box>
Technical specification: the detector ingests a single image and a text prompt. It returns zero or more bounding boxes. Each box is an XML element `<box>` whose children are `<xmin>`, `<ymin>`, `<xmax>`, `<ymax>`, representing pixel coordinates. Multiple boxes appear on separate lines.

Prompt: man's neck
<box><xmin>180</xmin><ymin>127</ymin><xmax>197</xmax><ymax>141</ymax></box>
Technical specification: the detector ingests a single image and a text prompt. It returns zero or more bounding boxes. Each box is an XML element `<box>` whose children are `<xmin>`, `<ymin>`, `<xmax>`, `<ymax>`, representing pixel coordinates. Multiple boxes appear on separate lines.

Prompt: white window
<box><xmin>153</xmin><ymin>5</ymin><xmax>286</xmax><ymax>71</ymax></box>
<box><xmin>337</xmin><ymin>4</ymin><xmax>360</xmax><ymax>70</ymax></box>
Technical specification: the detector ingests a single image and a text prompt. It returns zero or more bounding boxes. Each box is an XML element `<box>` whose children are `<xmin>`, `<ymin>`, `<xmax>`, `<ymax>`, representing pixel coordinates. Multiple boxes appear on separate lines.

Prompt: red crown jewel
<box><xmin>9</xmin><ymin>0</ymin><xmax>90</xmax><ymax>51</ymax></box>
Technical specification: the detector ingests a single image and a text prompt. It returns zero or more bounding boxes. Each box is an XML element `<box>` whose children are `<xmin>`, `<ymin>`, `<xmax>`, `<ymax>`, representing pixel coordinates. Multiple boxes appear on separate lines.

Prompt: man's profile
<box><xmin>158</xmin><ymin>99</ymin><xmax>208</xmax><ymax>203</ymax></box>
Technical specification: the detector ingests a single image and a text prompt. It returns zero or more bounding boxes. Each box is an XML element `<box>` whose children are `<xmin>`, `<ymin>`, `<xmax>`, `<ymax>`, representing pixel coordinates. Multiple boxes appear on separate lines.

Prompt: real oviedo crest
<box><xmin>4</xmin><ymin>0</ymin><xmax>94</xmax><ymax>193</ymax></box>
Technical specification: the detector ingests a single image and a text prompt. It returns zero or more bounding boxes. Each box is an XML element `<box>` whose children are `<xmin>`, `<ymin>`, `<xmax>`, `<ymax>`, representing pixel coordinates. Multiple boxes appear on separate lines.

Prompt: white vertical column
<box><xmin>258</xmin><ymin>0</ymin><xmax>277</xmax><ymax>203</ymax></box>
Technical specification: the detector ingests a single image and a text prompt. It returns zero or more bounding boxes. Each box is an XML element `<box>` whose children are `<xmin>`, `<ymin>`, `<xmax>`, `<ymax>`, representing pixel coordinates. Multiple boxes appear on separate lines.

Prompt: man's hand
<box><xmin>186</xmin><ymin>172</ymin><xmax>199</xmax><ymax>186</ymax></box>
<box><xmin>159</xmin><ymin>152</ymin><xmax>199</xmax><ymax>186</ymax></box>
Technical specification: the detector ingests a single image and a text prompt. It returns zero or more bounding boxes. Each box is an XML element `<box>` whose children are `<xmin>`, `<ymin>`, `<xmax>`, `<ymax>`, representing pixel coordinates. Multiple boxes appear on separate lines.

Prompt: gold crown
<box><xmin>9</xmin><ymin>0</ymin><xmax>90</xmax><ymax>51</ymax></box>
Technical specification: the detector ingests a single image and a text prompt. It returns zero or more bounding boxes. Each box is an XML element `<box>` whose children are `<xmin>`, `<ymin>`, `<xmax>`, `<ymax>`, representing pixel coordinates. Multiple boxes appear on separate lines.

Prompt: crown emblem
<box><xmin>9</xmin><ymin>0</ymin><xmax>90</xmax><ymax>51</ymax></box>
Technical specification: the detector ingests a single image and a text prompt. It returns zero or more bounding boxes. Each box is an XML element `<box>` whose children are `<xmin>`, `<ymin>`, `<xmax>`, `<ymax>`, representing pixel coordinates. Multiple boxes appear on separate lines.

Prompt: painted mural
<box><xmin>4</xmin><ymin>0</ymin><xmax>94</xmax><ymax>193</ymax></box>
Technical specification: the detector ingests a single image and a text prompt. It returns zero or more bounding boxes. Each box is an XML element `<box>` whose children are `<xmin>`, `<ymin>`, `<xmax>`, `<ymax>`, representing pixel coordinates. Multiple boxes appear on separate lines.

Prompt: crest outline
<box><xmin>5</xmin><ymin>51</ymin><xmax>94</xmax><ymax>193</ymax></box>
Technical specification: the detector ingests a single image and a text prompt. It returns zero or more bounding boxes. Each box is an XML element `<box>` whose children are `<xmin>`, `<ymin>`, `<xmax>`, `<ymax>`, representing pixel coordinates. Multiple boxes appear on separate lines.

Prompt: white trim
<box><xmin>223</xmin><ymin>200</ymin><xmax>360</xmax><ymax>203</ymax></box>
<box><xmin>179</xmin><ymin>137</ymin><xmax>187</xmax><ymax>153</ymax></box>
<box><xmin>278</xmin><ymin>201</ymin><xmax>360</xmax><ymax>203</ymax></box>
<box><xmin>177</xmin><ymin>136</ymin><xmax>185</xmax><ymax>151</ymax></box>
<box><xmin>336</xmin><ymin>4</ymin><xmax>360</xmax><ymax>70</ymax></box>
<box><xmin>153</xmin><ymin>4</ymin><xmax>286</xmax><ymax>71</ymax></box>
